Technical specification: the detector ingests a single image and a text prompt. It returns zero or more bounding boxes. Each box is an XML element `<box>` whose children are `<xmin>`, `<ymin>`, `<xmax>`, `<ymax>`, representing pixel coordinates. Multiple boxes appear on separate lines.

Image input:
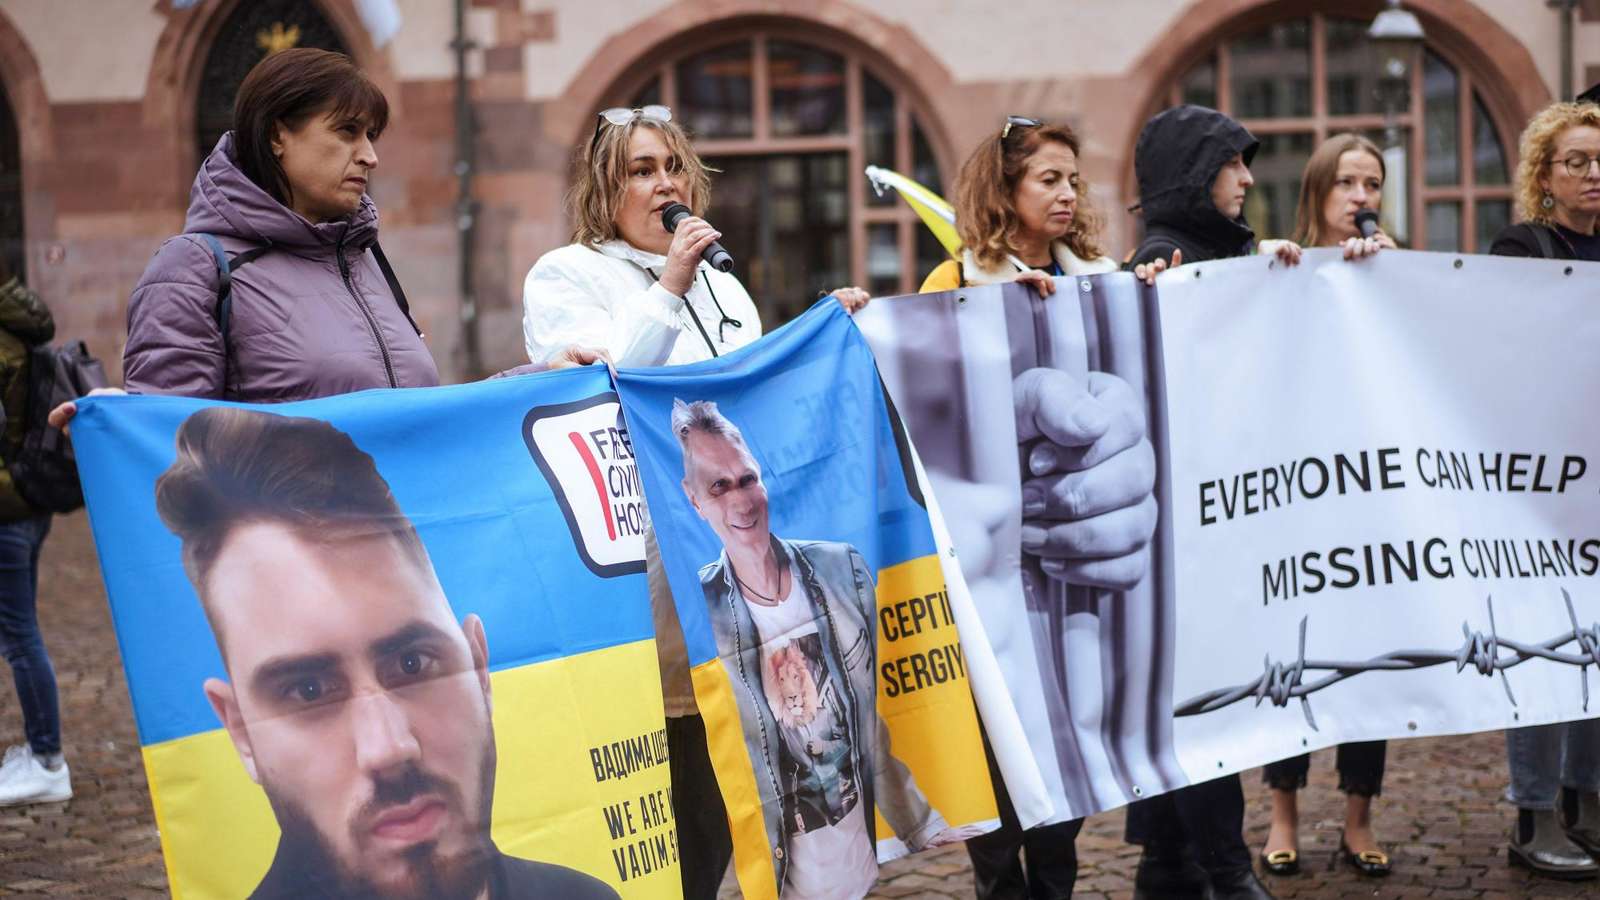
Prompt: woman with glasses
<box><xmin>523</xmin><ymin>105</ymin><xmax>866</xmax><ymax>368</ymax></box>
<box><xmin>917</xmin><ymin>116</ymin><xmax>1156</xmax><ymax>900</ymax></box>
<box><xmin>1491</xmin><ymin>102</ymin><xmax>1600</xmax><ymax>262</ymax></box>
<box><xmin>1488</xmin><ymin>100</ymin><xmax>1600</xmax><ymax>880</ymax></box>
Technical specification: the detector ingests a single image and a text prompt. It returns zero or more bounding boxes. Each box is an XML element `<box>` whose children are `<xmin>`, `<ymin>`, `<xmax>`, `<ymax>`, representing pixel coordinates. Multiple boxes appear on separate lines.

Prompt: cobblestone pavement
<box><xmin>0</xmin><ymin>514</ymin><xmax>1594</xmax><ymax>898</ymax></box>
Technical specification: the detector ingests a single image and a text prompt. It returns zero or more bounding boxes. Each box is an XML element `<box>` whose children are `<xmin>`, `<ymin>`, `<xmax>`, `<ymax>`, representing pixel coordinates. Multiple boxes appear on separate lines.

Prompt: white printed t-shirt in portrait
<box><xmin>741</xmin><ymin>565</ymin><xmax>877</xmax><ymax>900</ymax></box>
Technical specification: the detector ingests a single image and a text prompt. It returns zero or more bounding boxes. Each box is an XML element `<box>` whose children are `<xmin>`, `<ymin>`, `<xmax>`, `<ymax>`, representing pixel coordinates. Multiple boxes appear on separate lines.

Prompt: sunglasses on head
<box><xmin>1001</xmin><ymin>115</ymin><xmax>1042</xmax><ymax>141</ymax></box>
<box><xmin>589</xmin><ymin>105</ymin><xmax>673</xmax><ymax>159</ymax></box>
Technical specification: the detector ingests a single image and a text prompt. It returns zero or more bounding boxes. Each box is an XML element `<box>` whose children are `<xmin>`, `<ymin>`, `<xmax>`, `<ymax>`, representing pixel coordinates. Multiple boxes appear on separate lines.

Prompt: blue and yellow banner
<box><xmin>73</xmin><ymin>368</ymin><xmax>676</xmax><ymax>900</ymax></box>
<box><xmin>616</xmin><ymin>301</ymin><xmax>998</xmax><ymax>900</ymax></box>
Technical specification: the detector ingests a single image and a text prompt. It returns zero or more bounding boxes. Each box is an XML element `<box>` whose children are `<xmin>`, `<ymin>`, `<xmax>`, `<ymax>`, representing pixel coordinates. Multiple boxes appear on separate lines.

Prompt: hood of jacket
<box><xmin>183</xmin><ymin>132</ymin><xmax>379</xmax><ymax>254</ymax></box>
<box><xmin>1134</xmin><ymin>105</ymin><xmax>1258</xmax><ymax>257</ymax></box>
<box><xmin>0</xmin><ymin>277</ymin><xmax>55</xmax><ymax>346</ymax></box>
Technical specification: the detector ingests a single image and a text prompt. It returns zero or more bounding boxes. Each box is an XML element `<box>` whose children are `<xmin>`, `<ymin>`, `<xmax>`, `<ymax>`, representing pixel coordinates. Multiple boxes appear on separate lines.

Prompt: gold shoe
<box><xmin>1258</xmin><ymin>848</ymin><xmax>1299</xmax><ymax>876</ymax></box>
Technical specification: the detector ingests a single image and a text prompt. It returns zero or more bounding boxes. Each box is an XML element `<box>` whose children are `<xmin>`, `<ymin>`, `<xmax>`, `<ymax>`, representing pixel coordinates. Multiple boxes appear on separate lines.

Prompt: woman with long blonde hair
<box><xmin>1258</xmin><ymin>132</ymin><xmax>1395</xmax><ymax>883</ymax></box>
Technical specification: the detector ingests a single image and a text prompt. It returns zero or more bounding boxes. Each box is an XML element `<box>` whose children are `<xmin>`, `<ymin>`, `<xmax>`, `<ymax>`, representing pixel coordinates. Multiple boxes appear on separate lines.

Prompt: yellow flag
<box><xmin>865</xmin><ymin>166</ymin><xmax>961</xmax><ymax>259</ymax></box>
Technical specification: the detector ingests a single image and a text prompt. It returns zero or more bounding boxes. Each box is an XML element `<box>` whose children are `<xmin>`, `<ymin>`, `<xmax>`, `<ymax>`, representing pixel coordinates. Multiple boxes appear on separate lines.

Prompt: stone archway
<box><xmin>545</xmin><ymin>0</ymin><xmax>961</xmax><ymax>184</ymax></box>
<box><xmin>1112</xmin><ymin>0</ymin><xmax>1551</xmax><ymax>214</ymax></box>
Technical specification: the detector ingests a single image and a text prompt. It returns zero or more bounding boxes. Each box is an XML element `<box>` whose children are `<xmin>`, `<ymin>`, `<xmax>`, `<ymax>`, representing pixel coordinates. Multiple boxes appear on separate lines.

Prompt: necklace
<box><xmin>734</xmin><ymin>566</ymin><xmax>785</xmax><ymax>604</ymax></box>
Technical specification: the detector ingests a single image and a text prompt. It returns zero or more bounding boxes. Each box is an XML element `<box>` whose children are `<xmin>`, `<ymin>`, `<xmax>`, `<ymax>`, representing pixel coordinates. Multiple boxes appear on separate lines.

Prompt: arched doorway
<box><xmin>193</xmin><ymin>0</ymin><xmax>348</xmax><ymax>164</ymax></box>
<box><xmin>601</xmin><ymin>23</ymin><xmax>951</xmax><ymax>322</ymax></box>
<box><xmin>0</xmin><ymin>79</ymin><xmax>21</xmax><ymax>282</ymax></box>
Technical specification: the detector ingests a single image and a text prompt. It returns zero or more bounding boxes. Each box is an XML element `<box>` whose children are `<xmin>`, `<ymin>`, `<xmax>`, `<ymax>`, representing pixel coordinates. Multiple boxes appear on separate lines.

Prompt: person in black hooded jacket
<box><xmin>1127</xmin><ymin>104</ymin><xmax>1298</xmax><ymax>276</ymax></box>
<box><xmin>1120</xmin><ymin>104</ymin><xmax>1277</xmax><ymax>900</ymax></box>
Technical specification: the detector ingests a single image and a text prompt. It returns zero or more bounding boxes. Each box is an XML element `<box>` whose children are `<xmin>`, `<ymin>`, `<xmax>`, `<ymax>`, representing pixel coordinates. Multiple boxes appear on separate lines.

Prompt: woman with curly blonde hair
<box><xmin>1489</xmin><ymin>99</ymin><xmax>1600</xmax><ymax>880</ymax></box>
<box><xmin>1490</xmin><ymin>101</ymin><xmax>1600</xmax><ymax>260</ymax></box>
<box><xmin>919</xmin><ymin>116</ymin><xmax>1115</xmax><ymax>297</ymax></box>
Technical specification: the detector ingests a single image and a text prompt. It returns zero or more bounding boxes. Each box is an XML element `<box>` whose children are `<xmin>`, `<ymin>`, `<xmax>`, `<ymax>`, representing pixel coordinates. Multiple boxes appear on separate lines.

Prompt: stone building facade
<box><xmin>0</xmin><ymin>0</ymin><xmax>1591</xmax><ymax>381</ymax></box>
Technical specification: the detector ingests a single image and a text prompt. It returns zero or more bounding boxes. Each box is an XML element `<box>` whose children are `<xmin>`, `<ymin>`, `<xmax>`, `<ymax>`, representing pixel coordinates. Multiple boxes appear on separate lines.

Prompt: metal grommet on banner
<box><xmin>1566</xmin><ymin>266</ymin><xmax>1575</xmax><ymax>276</ymax></box>
<box><xmin>1132</xmin><ymin>785</ymin><xmax>1144</xmax><ymax>797</ymax></box>
<box><xmin>1079</xmin><ymin>280</ymin><xmax>1091</xmax><ymax>292</ymax></box>
<box><xmin>1407</xmin><ymin>721</ymin><xmax>1418</xmax><ymax>731</ymax></box>
<box><xmin>1194</xmin><ymin>269</ymin><xmax>1203</xmax><ymax>279</ymax></box>
<box><xmin>1453</xmin><ymin>258</ymin><xmax>1463</xmax><ymax>269</ymax></box>
<box><xmin>956</xmin><ymin>294</ymin><xmax>967</xmax><ymax>305</ymax></box>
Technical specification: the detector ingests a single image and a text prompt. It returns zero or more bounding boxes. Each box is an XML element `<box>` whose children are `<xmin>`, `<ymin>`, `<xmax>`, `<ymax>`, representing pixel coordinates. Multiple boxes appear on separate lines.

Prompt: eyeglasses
<box><xmin>1002</xmin><ymin>115</ymin><xmax>1042</xmax><ymax>141</ymax></box>
<box><xmin>1555</xmin><ymin>153</ymin><xmax>1600</xmax><ymax>177</ymax></box>
<box><xmin>589</xmin><ymin>105</ymin><xmax>673</xmax><ymax>159</ymax></box>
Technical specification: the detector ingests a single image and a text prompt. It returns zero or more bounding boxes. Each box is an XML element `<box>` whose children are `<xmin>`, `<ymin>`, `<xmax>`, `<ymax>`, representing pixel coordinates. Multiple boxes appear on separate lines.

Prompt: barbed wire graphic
<box><xmin>1174</xmin><ymin>589</ymin><xmax>1600</xmax><ymax>731</ymax></box>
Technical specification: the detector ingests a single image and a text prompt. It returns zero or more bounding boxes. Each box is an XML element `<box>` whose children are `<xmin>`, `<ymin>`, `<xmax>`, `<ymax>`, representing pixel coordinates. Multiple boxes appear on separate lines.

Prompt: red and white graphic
<box><xmin>523</xmin><ymin>393</ymin><xmax>647</xmax><ymax>577</ymax></box>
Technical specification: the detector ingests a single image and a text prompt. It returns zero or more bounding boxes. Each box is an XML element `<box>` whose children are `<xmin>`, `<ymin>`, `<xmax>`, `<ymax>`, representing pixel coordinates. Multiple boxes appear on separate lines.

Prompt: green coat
<box><xmin>0</xmin><ymin>276</ymin><xmax>56</xmax><ymax>520</ymax></box>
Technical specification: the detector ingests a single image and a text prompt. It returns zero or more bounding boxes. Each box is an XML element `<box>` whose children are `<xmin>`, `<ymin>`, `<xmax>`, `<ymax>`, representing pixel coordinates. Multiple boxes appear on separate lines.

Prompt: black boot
<box><xmin>1132</xmin><ymin>842</ymin><xmax>1207</xmax><ymax>900</ymax></box>
<box><xmin>1202</xmin><ymin>867</ymin><xmax>1275</xmax><ymax>900</ymax></box>
<box><xmin>1510</xmin><ymin>806</ymin><xmax>1599</xmax><ymax>879</ymax></box>
<box><xmin>1562</xmin><ymin>786</ymin><xmax>1600</xmax><ymax>859</ymax></box>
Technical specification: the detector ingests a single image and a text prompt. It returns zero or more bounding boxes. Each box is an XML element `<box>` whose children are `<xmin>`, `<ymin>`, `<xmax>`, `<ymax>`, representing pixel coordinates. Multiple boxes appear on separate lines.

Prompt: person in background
<box><xmin>521</xmin><ymin>105</ymin><xmax>868</xmax><ymax>900</ymax></box>
<box><xmin>918</xmin><ymin>116</ymin><xmax>1156</xmax><ymax>899</ymax></box>
<box><xmin>1489</xmin><ymin>99</ymin><xmax>1600</xmax><ymax>880</ymax></box>
<box><xmin>1256</xmin><ymin>133</ymin><xmax>1394</xmax><ymax>882</ymax></box>
<box><xmin>1122</xmin><ymin>104</ymin><xmax>1276</xmax><ymax>900</ymax></box>
<box><xmin>0</xmin><ymin>258</ymin><xmax>70</xmax><ymax>807</ymax></box>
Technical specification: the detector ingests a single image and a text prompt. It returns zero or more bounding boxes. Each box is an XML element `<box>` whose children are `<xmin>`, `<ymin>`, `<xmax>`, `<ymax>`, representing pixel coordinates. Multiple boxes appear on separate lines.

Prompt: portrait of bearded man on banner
<box><xmin>672</xmin><ymin>398</ymin><xmax>979</xmax><ymax>899</ymax></box>
<box><xmin>153</xmin><ymin>406</ymin><xmax>618</xmax><ymax>900</ymax></box>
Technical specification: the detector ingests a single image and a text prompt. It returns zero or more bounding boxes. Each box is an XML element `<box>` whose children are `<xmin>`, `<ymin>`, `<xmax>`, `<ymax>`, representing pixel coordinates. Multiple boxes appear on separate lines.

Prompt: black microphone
<box><xmin>661</xmin><ymin>203</ymin><xmax>734</xmax><ymax>273</ymax></box>
<box><xmin>1354</xmin><ymin>208</ymin><xmax>1380</xmax><ymax>239</ymax></box>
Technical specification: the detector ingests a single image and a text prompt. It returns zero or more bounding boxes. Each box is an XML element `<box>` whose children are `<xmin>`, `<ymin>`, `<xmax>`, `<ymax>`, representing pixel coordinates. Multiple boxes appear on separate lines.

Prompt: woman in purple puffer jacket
<box><xmin>51</xmin><ymin>49</ymin><xmax>593</xmax><ymax>429</ymax></box>
<box><xmin>123</xmin><ymin>47</ymin><xmax>436</xmax><ymax>401</ymax></box>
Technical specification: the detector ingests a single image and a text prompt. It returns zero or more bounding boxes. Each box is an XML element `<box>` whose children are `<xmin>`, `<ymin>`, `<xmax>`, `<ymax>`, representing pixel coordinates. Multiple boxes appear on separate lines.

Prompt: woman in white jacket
<box><xmin>523</xmin><ymin>106</ymin><xmax>865</xmax><ymax>367</ymax></box>
<box><xmin>522</xmin><ymin>105</ymin><xmax>866</xmax><ymax>900</ymax></box>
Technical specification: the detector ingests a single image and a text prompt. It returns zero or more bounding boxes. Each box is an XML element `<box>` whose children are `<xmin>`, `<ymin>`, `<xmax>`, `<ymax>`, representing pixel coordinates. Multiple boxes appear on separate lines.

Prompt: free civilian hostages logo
<box><xmin>523</xmin><ymin>393</ymin><xmax>647</xmax><ymax>577</ymax></box>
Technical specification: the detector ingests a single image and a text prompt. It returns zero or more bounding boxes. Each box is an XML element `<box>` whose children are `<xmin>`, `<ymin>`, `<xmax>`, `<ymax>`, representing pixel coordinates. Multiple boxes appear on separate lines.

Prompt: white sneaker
<box><xmin>0</xmin><ymin>748</ymin><xmax>71</xmax><ymax>805</ymax></box>
<box><xmin>0</xmin><ymin>744</ymin><xmax>30</xmax><ymax>777</ymax></box>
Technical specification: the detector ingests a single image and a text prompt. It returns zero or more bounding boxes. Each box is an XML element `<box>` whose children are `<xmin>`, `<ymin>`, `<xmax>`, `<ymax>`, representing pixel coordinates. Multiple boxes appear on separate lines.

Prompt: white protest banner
<box><xmin>857</xmin><ymin>248</ymin><xmax>1600</xmax><ymax>822</ymax></box>
<box><xmin>1162</xmin><ymin>248</ymin><xmax>1600</xmax><ymax>779</ymax></box>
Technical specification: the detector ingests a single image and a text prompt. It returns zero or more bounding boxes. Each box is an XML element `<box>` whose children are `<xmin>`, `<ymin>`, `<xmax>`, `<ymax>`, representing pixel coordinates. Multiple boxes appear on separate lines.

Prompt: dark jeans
<box><xmin>667</xmin><ymin>713</ymin><xmax>732</xmax><ymax>900</ymax></box>
<box><xmin>1263</xmin><ymin>741</ymin><xmax>1386</xmax><ymax>797</ymax></box>
<box><xmin>967</xmin><ymin>731</ymin><xmax>1080</xmax><ymax>899</ymax></box>
<box><xmin>0</xmin><ymin>516</ymin><xmax>56</xmax><ymax>756</ymax></box>
<box><xmin>1124</xmin><ymin>774</ymin><xmax>1250</xmax><ymax>876</ymax></box>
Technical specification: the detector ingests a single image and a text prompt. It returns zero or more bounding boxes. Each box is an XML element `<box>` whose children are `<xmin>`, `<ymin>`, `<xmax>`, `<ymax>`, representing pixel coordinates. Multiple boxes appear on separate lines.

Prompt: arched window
<box><xmin>1156</xmin><ymin>13</ymin><xmax>1512</xmax><ymax>252</ymax></box>
<box><xmin>194</xmin><ymin>0</ymin><xmax>347</xmax><ymax>164</ymax></box>
<box><xmin>0</xmin><ymin>80</ymin><xmax>20</xmax><ymax>281</ymax></box>
<box><xmin>620</xmin><ymin>30</ymin><xmax>947</xmax><ymax>324</ymax></box>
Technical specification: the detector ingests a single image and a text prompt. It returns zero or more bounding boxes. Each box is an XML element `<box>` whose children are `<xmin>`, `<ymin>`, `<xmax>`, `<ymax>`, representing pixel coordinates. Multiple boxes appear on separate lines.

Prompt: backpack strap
<box><xmin>198</xmin><ymin>234</ymin><xmax>270</xmax><ymax>348</ymax></box>
<box><xmin>199</xmin><ymin>234</ymin><xmax>233</xmax><ymax>346</ymax></box>
<box><xmin>371</xmin><ymin>242</ymin><xmax>424</xmax><ymax>336</ymax></box>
